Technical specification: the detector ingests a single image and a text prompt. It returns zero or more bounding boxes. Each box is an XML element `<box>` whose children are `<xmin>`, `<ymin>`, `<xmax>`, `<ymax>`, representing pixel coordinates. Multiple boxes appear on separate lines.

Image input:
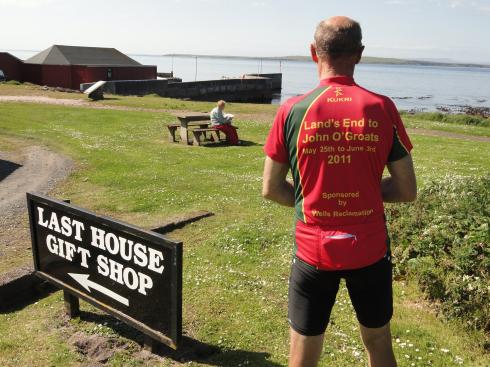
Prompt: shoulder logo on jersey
<box><xmin>327</xmin><ymin>87</ymin><xmax>352</xmax><ymax>103</ymax></box>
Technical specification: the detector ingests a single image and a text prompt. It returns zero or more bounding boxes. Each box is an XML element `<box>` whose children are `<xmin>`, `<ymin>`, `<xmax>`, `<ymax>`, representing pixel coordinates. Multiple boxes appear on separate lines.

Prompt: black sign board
<box><xmin>27</xmin><ymin>193</ymin><xmax>182</xmax><ymax>349</ymax></box>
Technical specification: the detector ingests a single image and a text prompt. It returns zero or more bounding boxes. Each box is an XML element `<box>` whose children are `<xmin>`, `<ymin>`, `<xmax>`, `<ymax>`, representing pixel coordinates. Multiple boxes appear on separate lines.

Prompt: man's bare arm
<box><xmin>382</xmin><ymin>155</ymin><xmax>417</xmax><ymax>203</ymax></box>
<box><xmin>262</xmin><ymin>156</ymin><xmax>295</xmax><ymax>207</ymax></box>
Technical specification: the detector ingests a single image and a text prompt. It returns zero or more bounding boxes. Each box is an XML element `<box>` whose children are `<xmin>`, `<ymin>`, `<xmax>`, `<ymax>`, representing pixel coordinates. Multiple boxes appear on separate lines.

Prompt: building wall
<box><xmin>0</xmin><ymin>51</ymin><xmax>156</xmax><ymax>89</ymax></box>
<box><xmin>22</xmin><ymin>64</ymin><xmax>42</xmax><ymax>85</ymax></box>
<box><xmin>71</xmin><ymin>65</ymin><xmax>157</xmax><ymax>90</ymax></box>
<box><xmin>42</xmin><ymin>65</ymin><xmax>72</xmax><ymax>88</ymax></box>
<box><xmin>21</xmin><ymin>64</ymin><xmax>72</xmax><ymax>88</ymax></box>
<box><xmin>0</xmin><ymin>53</ymin><xmax>23</xmax><ymax>81</ymax></box>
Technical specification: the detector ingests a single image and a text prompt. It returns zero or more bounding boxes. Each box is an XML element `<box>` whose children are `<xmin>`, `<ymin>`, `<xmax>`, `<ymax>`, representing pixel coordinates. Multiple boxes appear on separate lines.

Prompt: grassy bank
<box><xmin>401</xmin><ymin>112</ymin><xmax>490</xmax><ymax>137</ymax></box>
<box><xmin>0</xmin><ymin>96</ymin><xmax>489</xmax><ymax>366</ymax></box>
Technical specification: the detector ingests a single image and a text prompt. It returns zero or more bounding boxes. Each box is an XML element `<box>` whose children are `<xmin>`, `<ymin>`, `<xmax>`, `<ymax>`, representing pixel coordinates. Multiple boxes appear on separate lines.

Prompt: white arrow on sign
<box><xmin>68</xmin><ymin>273</ymin><xmax>129</xmax><ymax>307</ymax></box>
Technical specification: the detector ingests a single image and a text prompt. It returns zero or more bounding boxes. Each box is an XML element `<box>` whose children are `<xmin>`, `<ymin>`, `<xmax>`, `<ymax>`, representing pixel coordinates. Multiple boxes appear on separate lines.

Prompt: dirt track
<box><xmin>0</xmin><ymin>95</ymin><xmax>172</xmax><ymax>113</ymax></box>
<box><xmin>0</xmin><ymin>142</ymin><xmax>73</xmax><ymax>273</ymax></box>
<box><xmin>0</xmin><ymin>145</ymin><xmax>73</xmax><ymax>216</ymax></box>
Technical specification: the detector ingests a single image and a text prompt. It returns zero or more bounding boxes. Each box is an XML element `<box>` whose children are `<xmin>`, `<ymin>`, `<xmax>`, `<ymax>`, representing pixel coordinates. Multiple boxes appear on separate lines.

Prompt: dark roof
<box><xmin>24</xmin><ymin>45</ymin><xmax>142</xmax><ymax>67</ymax></box>
<box><xmin>0</xmin><ymin>52</ymin><xmax>23</xmax><ymax>62</ymax></box>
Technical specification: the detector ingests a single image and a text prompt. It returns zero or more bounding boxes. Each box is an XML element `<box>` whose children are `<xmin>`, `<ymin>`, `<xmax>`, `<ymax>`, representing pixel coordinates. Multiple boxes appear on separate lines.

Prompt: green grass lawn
<box><xmin>0</xmin><ymin>100</ymin><xmax>489</xmax><ymax>366</ymax></box>
<box><xmin>402</xmin><ymin>113</ymin><xmax>490</xmax><ymax>137</ymax></box>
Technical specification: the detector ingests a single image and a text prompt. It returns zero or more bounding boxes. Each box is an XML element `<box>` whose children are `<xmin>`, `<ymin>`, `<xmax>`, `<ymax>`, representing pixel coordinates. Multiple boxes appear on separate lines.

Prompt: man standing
<box><xmin>210</xmin><ymin>100</ymin><xmax>239</xmax><ymax>145</ymax></box>
<box><xmin>262</xmin><ymin>16</ymin><xmax>416</xmax><ymax>367</ymax></box>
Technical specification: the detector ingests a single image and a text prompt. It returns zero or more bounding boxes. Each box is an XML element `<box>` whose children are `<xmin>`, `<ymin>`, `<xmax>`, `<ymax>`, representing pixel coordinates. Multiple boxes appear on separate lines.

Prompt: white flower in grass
<box><xmin>352</xmin><ymin>350</ymin><xmax>361</xmax><ymax>358</ymax></box>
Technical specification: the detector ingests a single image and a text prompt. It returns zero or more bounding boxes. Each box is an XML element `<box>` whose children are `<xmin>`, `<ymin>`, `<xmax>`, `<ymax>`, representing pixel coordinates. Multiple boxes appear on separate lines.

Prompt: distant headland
<box><xmin>161</xmin><ymin>53</ymin><xmax>490</xmax><ymax>69</ymax></box>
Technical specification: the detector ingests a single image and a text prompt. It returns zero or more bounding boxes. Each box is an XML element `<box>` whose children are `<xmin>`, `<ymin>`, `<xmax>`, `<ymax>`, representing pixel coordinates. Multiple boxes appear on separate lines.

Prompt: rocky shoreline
<box><xmin>436</xmin><ymin>105</ymin><xmax>490</xmax><ymax>118</ymax></box>
<box><xmin>399</xmin><ymin>103</ymin><xmax>490</xmax><ymax>118</ymax></box>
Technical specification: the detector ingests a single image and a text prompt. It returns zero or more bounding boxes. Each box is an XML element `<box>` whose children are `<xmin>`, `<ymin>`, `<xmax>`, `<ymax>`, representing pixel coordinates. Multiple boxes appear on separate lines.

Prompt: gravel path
<box><xmin>0</xmin><ymin>95</ymin><xmax>172</xmax><ymax>113</ymax></box>
<box><xmin>0</xmin><ymin>143</ymin><xmax>73</xmax><ymax>273</ymax></box>
<box><xmin>0</xmin><ymin>145</ymin><xmax>73</xmax><ymax>217</ymax></box>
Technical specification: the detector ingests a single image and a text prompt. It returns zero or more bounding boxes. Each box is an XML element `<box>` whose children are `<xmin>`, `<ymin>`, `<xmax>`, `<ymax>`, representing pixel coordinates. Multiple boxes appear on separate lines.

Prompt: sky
<box><xmin>1</xmin><ymin>0</ymin><xmax>489</xmax><ymax>63</ymax></box>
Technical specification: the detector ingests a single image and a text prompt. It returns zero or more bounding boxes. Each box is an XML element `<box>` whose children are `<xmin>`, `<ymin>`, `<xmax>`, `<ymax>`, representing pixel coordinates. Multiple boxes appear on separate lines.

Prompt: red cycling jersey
<box><xmin>264</xmin><ymin>76</ymin><xmax>413</xmax><ymax>270</ymax></box>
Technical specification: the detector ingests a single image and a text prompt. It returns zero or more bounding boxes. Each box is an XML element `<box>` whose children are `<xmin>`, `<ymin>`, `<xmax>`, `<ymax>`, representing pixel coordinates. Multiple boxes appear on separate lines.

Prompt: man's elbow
<box><xmin>262</xmin><ymin>186</ymin><xmax>274</xmax><ymax>200</ymax></box>
<box><xmin>402</xmin><ymin>187</ymin><xmax>417</xmax><ymax>202</ymax></box>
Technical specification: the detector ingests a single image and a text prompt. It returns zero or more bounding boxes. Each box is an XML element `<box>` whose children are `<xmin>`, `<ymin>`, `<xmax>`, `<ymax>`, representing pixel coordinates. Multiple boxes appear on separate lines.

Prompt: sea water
<box><xmin>7</xmin><ymin>50</ymin><xmax>490</xmax><ymax>111</ymax></box>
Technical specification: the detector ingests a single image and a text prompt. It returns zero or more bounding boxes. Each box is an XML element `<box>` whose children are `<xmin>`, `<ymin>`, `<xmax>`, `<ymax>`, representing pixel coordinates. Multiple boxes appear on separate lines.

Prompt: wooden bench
<box><xmin>191</xmin><ymin>126</ymin><xmax>239</xmax><ymax>146</ymax></box>
<box><xmin>192</xmin><ymin>128</ymin><xmax>219</xmax><ymax>146</ymax></box>
<box><xmin>167</xmin><ymin>121</ymin><xmax>210</xmax><ymax>143</ymax></box>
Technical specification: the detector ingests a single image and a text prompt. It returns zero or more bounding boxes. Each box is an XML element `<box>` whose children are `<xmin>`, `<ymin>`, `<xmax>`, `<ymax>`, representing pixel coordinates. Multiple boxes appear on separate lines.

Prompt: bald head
<box><xmin>314</xmin><ymin>16</ymin><xmax>363</xmax><ymax>59</ymax></box>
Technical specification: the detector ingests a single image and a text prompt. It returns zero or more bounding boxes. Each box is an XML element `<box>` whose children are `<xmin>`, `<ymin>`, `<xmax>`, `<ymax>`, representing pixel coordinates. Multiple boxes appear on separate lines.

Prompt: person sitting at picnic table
<box><xmin>210</xmin><ymin>100</ymin><xmax>239</xmax><ymax>145</ymax></box>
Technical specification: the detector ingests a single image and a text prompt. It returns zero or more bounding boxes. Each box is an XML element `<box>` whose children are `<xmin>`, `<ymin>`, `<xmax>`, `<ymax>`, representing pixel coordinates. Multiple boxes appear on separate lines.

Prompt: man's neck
<box><xmin>318</xmin><ymin>62</ymin><xmax>355</xmax><ymax>80</ymax></box>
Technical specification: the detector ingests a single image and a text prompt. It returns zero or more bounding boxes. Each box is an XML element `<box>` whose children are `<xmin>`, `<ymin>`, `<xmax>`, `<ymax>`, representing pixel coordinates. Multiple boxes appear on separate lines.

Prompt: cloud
<box><xmin>475</xmin><ymin>3</ymin><xmax>490</xmax><ymax>11</ymax></box>
<box><xmin>446</xmin><ymin>0</ymin><xmax>490</xmax><ymax>12</ymax></box>
<box><xmin>385</xmin><ymin>0</ymin><xmax>490</xmax><ymax>12</ymax></box>
<box><xmin>0</xmin><ymin>0</ymin><xmax>55</xmax><ymax>8</ymax></box>
<box><xmin>384</xmin><ymin>0</ymin><xmax>408</xmax><ymax>4</ymax></box>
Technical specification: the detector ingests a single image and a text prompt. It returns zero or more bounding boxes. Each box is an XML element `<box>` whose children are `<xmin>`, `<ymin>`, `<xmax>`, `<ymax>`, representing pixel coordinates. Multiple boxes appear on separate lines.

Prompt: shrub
<box><xmin>4</xmin><ymin>80</ymin><xmax>22</xmax><ymax>85</ymax></box>
<box><xmin>386</xmin><ymin>175</ymin><xmax>489</xmax><ymax>334</ymax></box>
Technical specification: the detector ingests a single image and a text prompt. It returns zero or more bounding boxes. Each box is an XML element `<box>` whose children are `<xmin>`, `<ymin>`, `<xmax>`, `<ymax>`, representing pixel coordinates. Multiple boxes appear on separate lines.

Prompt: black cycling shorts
<box><xmin>288</xmin><ymin>254</ymin><xmax>393</xmax><ymax>336</ymax></box>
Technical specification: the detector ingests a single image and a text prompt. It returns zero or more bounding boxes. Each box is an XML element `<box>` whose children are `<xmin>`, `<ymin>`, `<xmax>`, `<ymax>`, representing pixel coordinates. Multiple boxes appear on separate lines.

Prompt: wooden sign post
<box><xmin>27</xmin><ymin>193</ymin><xmax>183</xmax><ymax>350</ymax></box>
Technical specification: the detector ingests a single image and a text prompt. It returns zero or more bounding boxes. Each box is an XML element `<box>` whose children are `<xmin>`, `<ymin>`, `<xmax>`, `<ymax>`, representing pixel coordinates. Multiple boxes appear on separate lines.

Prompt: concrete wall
<box><xmin>0</xmin><ymin>53</ymin><xmax>23</xmax><ymax>81</ymax></box>
<box><xmin>166</xmin><ymin>78</ymin><xmax>273</xmax><ymax>102</ymax></box>
<box><xmin>81</xmin><ymin>77</ymin><xmax>274</xmax><ymax>103</ymax></box>
<box><xmin>82</xmin><ymin>79</ymin><xmax>170</xmax><ymax>96</ymax></box>
<box><xmin>245</xmin><ymin>73</ymin><xmax>282</xmax><ymax>91</ymax></box>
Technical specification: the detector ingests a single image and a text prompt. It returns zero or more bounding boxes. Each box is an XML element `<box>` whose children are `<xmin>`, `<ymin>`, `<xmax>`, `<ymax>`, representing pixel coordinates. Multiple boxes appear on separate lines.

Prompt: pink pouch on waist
<box><xmin>295</xmin><ymin>220</ymin><xmax>387</xmax><ymax>270</ymax></box>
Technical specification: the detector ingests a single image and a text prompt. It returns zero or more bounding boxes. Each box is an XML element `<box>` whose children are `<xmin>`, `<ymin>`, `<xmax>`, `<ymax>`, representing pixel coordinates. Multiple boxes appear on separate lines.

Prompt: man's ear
<box><xmin>310</xmin><ymin>44</ymin><xmax>319</xmax><ymax>64</ymax></box>
<box><xmin>355</xmin><ymin>46</ymin><xmax>365</xmax><ymax>64</ymax></box>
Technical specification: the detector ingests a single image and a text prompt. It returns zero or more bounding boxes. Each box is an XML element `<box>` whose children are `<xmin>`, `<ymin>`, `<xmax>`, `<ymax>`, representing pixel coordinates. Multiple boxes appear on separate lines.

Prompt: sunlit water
<box><xmin>6</xmin><ymin>50</ymin><xmax>490</xmax><ymax>111</ymax></box>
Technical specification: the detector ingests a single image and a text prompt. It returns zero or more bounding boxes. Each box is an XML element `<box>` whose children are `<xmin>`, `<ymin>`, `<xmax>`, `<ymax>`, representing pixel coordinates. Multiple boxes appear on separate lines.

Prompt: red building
<box><xmin>0</xmin><ymin>45</ymin><xmax>157</xmax><ymax>90</ymax></box>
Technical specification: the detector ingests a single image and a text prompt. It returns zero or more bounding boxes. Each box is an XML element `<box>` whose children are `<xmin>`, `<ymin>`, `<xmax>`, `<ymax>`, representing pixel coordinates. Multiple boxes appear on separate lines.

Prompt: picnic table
<box><xmin>167</xmin><ymin>112</ymin><xmax>239</xmax><ymax>146</ymax></box>
<box><xmin>167</xmin><ymin>112</ymin><xmax>210</xmax><ymax>145</ymax></box>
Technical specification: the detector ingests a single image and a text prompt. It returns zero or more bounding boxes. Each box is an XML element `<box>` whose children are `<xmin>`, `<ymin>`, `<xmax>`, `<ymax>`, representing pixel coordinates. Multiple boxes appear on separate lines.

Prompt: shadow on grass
<box><xmin>87</xmin><ymin>97</ymin><xmax>121</xmax><ymax>102</ymax></box>
<box><xmin>201</xmin><ymin>140</ymin><xmax>260</xmax><ymax>148</ymax></box>
<box><xmin>78</xmin><ymin>310</ymin><xmax>282</xmax><ymax>366</ymax></box>
<box><xmin>0</xmin><ymin>272</ymin><xmax>57</xmax><ymax>313</ymax></box>
<box><xmin>0</xmin><ymin>159</ymin><xmax>22</xmax><ymax>182</ymax></box>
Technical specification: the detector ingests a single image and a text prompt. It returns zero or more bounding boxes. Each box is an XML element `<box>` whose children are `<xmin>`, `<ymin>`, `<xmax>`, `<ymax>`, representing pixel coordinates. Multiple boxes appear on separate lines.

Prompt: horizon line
<box><xmin>2</xmin><ymin>48</ymin><xmax>489</xmax><ymax>67</ymax></box>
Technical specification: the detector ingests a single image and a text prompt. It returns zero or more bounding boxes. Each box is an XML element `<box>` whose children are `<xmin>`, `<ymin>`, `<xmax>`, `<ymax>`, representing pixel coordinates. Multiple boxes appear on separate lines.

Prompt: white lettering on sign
<box><xmin>89</xmin><ymin>226</ymin><xmax>165</xmax><ymax>274</ymax></box>
<box><xmin>46</xmin><ymin>234</ymin><xmax>91</xmax><ymax>263</ymax></box>
<box><xmin>38</xmin><ymin>207</ymin><xmax>85</xmax><ymax>241</ymax></box>
<box><xmin>37</xmin><ymin>205</ymin><xmax>164</xmax><ymax>299</ymax></box>
<box><xmin>97</xmin><ymin>255</ymin><xmax>154</xmax><ymax>295</ymax></box>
